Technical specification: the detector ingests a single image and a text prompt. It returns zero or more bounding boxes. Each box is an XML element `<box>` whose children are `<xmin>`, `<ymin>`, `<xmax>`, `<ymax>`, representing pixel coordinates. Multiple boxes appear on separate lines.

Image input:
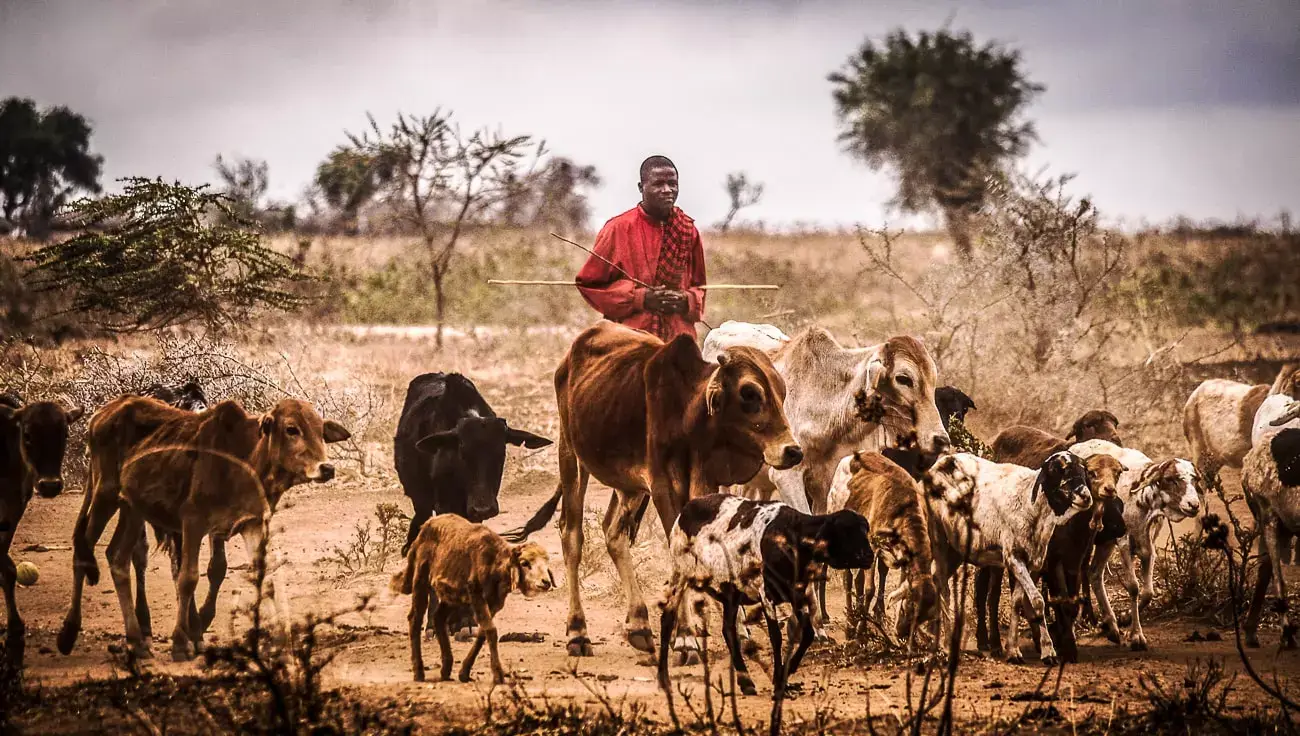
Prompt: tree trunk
<box><xmin>433</xmin><ymin>267</ymin><xmax>446</xmax><ymax>349</ymax></box>
<box><xmin>944</xmin><ymin>207</ymin><xmax>974</xmax><ymax>260</ymax></box>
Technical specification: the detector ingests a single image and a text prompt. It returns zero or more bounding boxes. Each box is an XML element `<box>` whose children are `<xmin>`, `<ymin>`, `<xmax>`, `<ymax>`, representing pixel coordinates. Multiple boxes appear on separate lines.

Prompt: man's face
<box><xmin>639</xmin><ymin>165</ymin><xmax>679</xmax><ymax>217</ymax></box>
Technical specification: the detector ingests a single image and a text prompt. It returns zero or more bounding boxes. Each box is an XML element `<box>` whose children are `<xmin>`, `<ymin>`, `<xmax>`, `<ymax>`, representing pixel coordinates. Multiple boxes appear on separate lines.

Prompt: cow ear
<box><xmin>260</xmin><ymin>415</ymin><xmax>275</xmax><ymax>435</ymax></box>
<box><xmin>65</xmin><ymin>406</ymin><xmax>85</xmax><ymax>425</ymax></box>
<box><xmin>323</xmin><ymin>420</ymin><xmax>351</xmax><ymax>444</ymax></box>
<box><xmin>415</xmin><ymin>429</ymin><xmax>460</xmax><ymax>453</ymax></box>
<box><xmin>705</xmin><ymin>365</ymin><xmax>725</xmax><ymax>416</ymax></box>
<box><xmin>505</xmin><ymin>428</ymin><xmax>552</xmax><ymax>449</ymax></box>
<box><xmin>866</xmin><ymin>357</ymin><xmax>885</xmax><ymax>390</ymax></box>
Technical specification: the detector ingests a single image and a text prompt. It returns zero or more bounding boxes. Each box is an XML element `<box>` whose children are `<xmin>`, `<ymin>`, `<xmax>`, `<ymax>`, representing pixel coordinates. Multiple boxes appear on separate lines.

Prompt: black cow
<box><xmin>935</xmin><ymin>385</ymin><xmax>977</xmax><ymax>431</ymax></box>
<box><xmin>394</xmin><ymin>372</ymin><xmax>552</xmax><ymax>554</ymax></box>
<box><xmin>1</xmin><ymin>394</ymin><xmax>83</xmax><ymax>665</ymax></box>
<box><xmin>140</xmin><ymin>380</ymin><xmax>209</xmax><ymax>413</ymax></box>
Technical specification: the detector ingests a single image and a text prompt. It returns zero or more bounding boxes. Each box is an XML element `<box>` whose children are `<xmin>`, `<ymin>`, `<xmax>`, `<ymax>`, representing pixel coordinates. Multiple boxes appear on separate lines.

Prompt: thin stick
<box><xmin>486</xmin><ymin>279</ymin><xmax>780</xmax><ymax>290</ymax></box>
<box><xmin>550</xmin><ymin>232</ymin><xmax>652</xmax><ymax>288</ymax></box>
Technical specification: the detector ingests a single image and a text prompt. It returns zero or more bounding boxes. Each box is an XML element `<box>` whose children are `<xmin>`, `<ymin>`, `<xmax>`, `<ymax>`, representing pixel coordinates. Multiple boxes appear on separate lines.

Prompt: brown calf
<box><xmin>57</xmin><ymin>396</ymin><xmax>349</xmax><ymax>661</ymax></box>
<box><xmin>1</xmin><ymin>396</ymin><xmax>83</xmax><ymax>665</ymax></box>
<box><xmin>505</xmin><ymin>320</ymin><xmax>802</xmax><ymax>658</ymax></box>
<box><xmin>991</xmin><ymin>410</ymin><xmax>1122</xmax><ymax>469</ymax></box>
<box><xmin>390</xmin><ymin>513</ymin><xmax>554</xmax><ymax>683</ymax></box>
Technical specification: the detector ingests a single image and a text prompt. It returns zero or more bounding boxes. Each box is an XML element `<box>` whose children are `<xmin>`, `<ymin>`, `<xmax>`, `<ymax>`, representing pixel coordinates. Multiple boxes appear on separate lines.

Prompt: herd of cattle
<box><xmin>2</xmin><ymin>318</ymin><xmax>1300</xmax><ymax>696</ymax></box>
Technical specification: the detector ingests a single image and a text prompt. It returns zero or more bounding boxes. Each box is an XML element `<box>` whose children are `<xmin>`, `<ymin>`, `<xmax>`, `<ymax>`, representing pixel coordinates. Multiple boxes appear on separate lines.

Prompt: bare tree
<box><xmin>344</xmin><ymin>109</ymin><xmax>543</xmax><ymax>347</ymax></box>
<box><xmin>718</xmin><ymin>171</ymin><xmax>764</xmax><ymax>233</ymax></box>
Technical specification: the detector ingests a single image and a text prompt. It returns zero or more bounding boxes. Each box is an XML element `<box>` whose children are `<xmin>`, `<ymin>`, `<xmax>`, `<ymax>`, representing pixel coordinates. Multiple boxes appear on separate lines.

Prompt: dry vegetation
<box><xmin>2</xmin><ymin>211</ymin><xmax>1300</xmax><ymax>733</ymax></box>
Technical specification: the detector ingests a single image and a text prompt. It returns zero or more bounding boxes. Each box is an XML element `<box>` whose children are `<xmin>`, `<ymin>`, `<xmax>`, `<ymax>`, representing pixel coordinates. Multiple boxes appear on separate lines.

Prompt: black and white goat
<box><xmin>1242</xmin><ymin>399</ymin><xmax>1300</xmax><ymax>649</ymax></box>
<box><xmin>1070</xmin><ymin>439</ymin><xmax>1202</xmax><ymax>651</ymax></box>
<box><xmin>924</xmin><ymin>451</ymin><xmax>1093</xmax><ymax>664</ymax></box>
<box><xmin>657</xmin><ymin>493</ymin><xmax>872</xmax><ymax>699</ymax></box>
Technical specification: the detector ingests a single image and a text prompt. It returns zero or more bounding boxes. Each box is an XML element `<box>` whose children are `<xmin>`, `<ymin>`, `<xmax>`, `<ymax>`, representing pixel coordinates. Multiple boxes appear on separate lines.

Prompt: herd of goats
<box><xmin>2</xmin><ymin>317</ymin><xmax>1300</xmax><ymax>700</ymax></box>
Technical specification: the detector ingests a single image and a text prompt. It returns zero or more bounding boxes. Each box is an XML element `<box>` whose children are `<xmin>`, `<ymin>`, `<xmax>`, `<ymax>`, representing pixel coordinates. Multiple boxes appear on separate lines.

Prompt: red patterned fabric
<box><xmin>575</xmin><ymin>204</ymin><xmax>706</xmax><ymax>342</ymax></box>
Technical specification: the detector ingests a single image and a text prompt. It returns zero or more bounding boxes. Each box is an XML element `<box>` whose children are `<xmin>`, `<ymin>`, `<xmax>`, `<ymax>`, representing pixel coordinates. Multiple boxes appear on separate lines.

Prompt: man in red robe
<box><xmin>575</xmin><ymin>155</ymin><xmax>706</xmax><ymax>343</ymax></box>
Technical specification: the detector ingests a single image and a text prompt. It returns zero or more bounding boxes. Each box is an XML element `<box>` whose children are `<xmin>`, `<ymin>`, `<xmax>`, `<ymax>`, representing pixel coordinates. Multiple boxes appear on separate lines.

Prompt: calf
<box><xmin>1071</xmin><ymin>440</ymin><xmax>1201</xmax><ymax>650</ymax></box>
<box><xmin>58</xmin><ymin>396</ymin><xmax>350</xmax><ymax>660</ymax></box>
<box><xmin>991</xmin><ymin>411</ymin><xmax>1122</xmax><ymax>469</ymax></box>
<box><xmin>140</xmin><ymin>380</ymin><xmax>209</xmax><ymax>413</ymax></box>
<box><xmin>505</xmin><ymin>320</ymin><xmax>801</xmax><ymax>659</ymax></box>
<box><xmin>0</xmin><ymin>397</ymin><xmax>83</xmax><ymax>665</ymax></box>
<box><xmin>390</xmin><ymin>513</ymin><xmax>555</xmax><ymax>683</ymax></box>
<box><xmin>826</xmin><ymin>450</ymin><xmax>938</xmax><ymax>642</ymax></box>
<box><xmin>395</xmin><ymin>372</ymin><xmax>552</xmax><ymax>550</ymax></box>
<box><xmin>657</xmin><ymin>494</ymin><xmax>872</xmax><ymax>699</ymax></box>
<box><xmin>925</xmin><ymin>451</ymin><xmax>1093</xmax><ymax>664</ymax></box>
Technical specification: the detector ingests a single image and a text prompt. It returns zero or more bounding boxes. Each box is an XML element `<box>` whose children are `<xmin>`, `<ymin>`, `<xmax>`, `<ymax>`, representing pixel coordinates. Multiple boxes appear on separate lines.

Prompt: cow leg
<box><xmin>461</xmin><ymin>597</ymin><xmax>503</xmax><ymax>684</ymax></box>
<box><xmin>196</xmin><ymin>535</ymin><xmax>227</xmax><ymax>636</ymax></box>
<box><xmin>432</xmin><ymin>601</ymin><xmax>455</xmax><ymax>682</ymax></box>
<box><xmin>59</xmin><ymin>489</ymin><xmax>120</xmax><ymax>655</ymax></box>
<box><xmin>657</xmin><ymin>577</ymin><xmax>682</xmax><ymax>693</ymax></box>
<box><xmin>604</xmin><ymin>489</ymin><xmax>655</xmax><ymax>654</ymax></box>
<box><xmin>131</xmin><ymin>530</ymin><xmax>152</xmax><ymax>640</ymax></box>
<box><xmin>403</xmin><ymin>504</ymin><xmax>431</xmax><ymax>557</ymax></box>
<box><xmin>560</xmin><ymin>461</ymin><xmax>592</xmax><ymax>656</ymax></box>
<box><xmin>171</xmin><ymin>521</ymin><xmax>205</xmax><ymax>661</ymax></box>
<box><xmin>1</xmin><ymin>519</ymin><xmax>24</xmax><ymax>666</ymax></box>
<box><xmin>163</xmin><ymin>532</ymin><xmax>200</xmax><ymax>646</ymax></box>
<box><xmin>872</xmin><ymin>561</ymin><xmax>888</xmax><ymax>621</ymax></box>
<box><xmin>1245</xmin><ymin>540</ymin><xmax>1273</xmax><ymax>648</ymax></box>
<box><xmin>108</xmin><ymin>511</ymin><xmax>151</xmax><ymax>659</ymax></box>
<box><xmin>408</xmin><ymin>583</ymin><xmax>430</xmax><ymax>682</ymax></box>
<box><xmin>720</xmin><ymin>594</ymin><xmax>757</xmax><ymax>696</ymax></box>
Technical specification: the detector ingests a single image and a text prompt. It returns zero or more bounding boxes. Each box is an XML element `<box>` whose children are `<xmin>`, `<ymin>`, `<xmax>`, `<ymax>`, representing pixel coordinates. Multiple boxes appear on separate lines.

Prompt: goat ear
<box><xmin>415</xmin><ymin>429</ymin><xmax>460</xmax><ymax>453</ymax></box>
<box><xmin>506</xmin><ymin>427</ymin><xmax>552</xmax><ymax>449</ymax></box>
<box><xmin>1104</xmin><ymin>411</ymin><xmax>1120</xmax><ymax>427</ymax></box>
<box><xmin>705</xmin><ymin>365</ymin><xmax>725</xmax><ymax>416</ymax></box>
<box><xmin>1065</xmin><ymin>421</ymin><xmax>1081</xmax><ymax>441</ymax></box>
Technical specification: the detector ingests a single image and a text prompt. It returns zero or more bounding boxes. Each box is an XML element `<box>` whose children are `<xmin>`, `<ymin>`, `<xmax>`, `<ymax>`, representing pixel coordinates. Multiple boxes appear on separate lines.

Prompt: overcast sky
<box><xmin>2</xmin><ymin>0</ymin><xmax>1297</xmax><ymax>231</ymax></box>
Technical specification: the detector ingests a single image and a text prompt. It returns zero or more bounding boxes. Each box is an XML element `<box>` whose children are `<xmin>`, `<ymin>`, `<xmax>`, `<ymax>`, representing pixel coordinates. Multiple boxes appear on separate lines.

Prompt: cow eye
<box><xmin>521</xmin><ymin>560</ymin><xmax>531</xmax><ymax>568</ymax></box>
<box><xmin>285</xmin><ymin>426</ymin><xmax>301</xmax><ymax>437</ymax></box>
<box><xmin>894</xmin><ymin>375</ymin><xmax>913</xmax><ymax>388</ymax></box>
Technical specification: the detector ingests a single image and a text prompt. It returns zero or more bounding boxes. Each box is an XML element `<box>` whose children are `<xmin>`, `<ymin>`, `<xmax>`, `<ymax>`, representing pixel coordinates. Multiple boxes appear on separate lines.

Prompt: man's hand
<box><xmin>645</xmin><ymin>288</ymin><xmax>689</xmax><ymax>316</ymax></box>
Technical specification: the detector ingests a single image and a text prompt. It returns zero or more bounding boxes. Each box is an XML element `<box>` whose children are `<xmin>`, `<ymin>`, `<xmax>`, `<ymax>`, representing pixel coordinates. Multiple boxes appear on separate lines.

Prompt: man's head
<box><xmin>638</xmin><ymin>155</ymin><xmax>679</xmax><ymax>220</ymax></box>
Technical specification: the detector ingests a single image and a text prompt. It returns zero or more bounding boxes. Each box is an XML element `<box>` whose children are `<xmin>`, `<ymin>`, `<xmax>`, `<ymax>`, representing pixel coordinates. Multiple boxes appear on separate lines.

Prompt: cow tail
<box><xmin>502</xmin><ymin>487</ymin><xmax>562</xmax><ymax>543</ymax></box>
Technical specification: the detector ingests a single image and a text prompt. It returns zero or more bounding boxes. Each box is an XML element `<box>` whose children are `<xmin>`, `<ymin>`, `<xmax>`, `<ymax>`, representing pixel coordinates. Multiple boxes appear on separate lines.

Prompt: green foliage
<box><xmin>312</xmin><ymin>146</ymin><xmax>398</xmax><ymax>232</ymax></box>
<box><xmin>947</xmin><ymin>416</ymin><xmax>993</xmax><ymax>459</ymax></box>
<box><xmin>0</xmin><ymin>96</ymin><xmax>104</xmax><ymax>238</ymax></box>
<box><xmin>22</xmin><ymin>176</ymin><xmax>316</xmax><ymax>333</ymax></box>
<box><xmin>828</xmin><ymin>28</ymin><xmax>1043</xmax><ymax>256</ymax></box>
<box><xmin>1124</xmin><ymin>232</ymin><xmax>1300</xmax><ymax>333</ymax></box>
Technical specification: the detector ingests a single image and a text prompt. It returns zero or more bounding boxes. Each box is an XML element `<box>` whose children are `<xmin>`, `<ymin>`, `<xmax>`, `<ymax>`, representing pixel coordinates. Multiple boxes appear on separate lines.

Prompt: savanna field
<box><xmin>4</xmin><ymin>220</ymin><xmax>1300</xmax><ymax>734</ymax></box>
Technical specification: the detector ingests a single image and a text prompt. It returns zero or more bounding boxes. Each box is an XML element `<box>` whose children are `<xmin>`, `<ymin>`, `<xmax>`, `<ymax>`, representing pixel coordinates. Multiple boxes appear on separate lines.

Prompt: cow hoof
<box><xmin>1129</xmin><ymin>638</ymin><xmax>1148</xmax><ymax>652</ymax></box>
<box><xmin>1246</xmin><ymin>634</ymin><xmax>1261</xmax><ymax>649</ymax></box>
<box><xmin>1041</xmin><ymin>655</ymin><xmax>1059</xmax><ymax>667</ymax></box>
<box><xmin>1103</xmin><ymin>628</ymin><xmax>1122</xmax><ymax>644</ymax></box>
<box><xmin>170</xmin><ymin>641</ymin><xmax>194</xmax><ymax>662</ymax></box>
<box><xmin>626</xmin><ymin>628</ymin><xmax>655</xmax><ymax>654</ymax></box>
<box><xmin>675</xmin><ymin>650</ymin><xmax>701</xmax><ymax>666</ymax></box>
<box><xmin>458</xmin><ymin>672</ymin><xmax>473</xmax><ymax>683</ymax></box>
<box><xmin>56</xmin><ymin>622</ymin><xmax>80</xmax><ymax>655</ymax></box>
<box><xmin>567</xmin><ymin>637</ymin><xmax>594</xmax><ymax>657</ymax></box>
<box><xmin>1006</xmin><ymin>653</ymin><xmax>1024</xmax><ymax>665</ymax></box>
<box><xmin>413</xmin><ymin>669</ymin><xmax>426</xmax><ymax>683</ymax></box>
<box><xmin>738</xmin><ymin>676</ymin><xmax>757</xmax><ymax>696</ymax></box>
<box><xmin>990</xmin><ymin>645</ymin><xmax>1004</xmax><ymax>659</ymax></box>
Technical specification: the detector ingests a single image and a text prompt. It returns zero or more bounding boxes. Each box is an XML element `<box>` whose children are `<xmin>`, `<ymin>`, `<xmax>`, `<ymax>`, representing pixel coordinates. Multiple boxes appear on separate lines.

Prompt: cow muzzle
<box><xmin>308</xmin><ymin>463</ymin><xmax>335</xmax><ymax>483</ymax></box>
<box><xmin>36</xmin><ymin>477</ymin><xmax>64</xmax><ymax>498</ymax></box>
<box><xmin>767</xmin><ymin>444</ymin><xmax>803</xmax><ymax>470</ymax></box>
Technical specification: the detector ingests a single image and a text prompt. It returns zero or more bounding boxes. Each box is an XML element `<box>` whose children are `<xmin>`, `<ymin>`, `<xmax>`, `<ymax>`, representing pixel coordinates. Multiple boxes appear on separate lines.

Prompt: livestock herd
<box><xmin>2</xmin><ymin>318</ymin><xmax>1300</xmax><ymax>699</ymax></box>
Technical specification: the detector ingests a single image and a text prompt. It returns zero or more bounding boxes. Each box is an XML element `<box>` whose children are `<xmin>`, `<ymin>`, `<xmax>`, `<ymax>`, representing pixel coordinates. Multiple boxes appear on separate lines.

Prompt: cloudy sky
<box><xmin>2</xmin><ymin>0</ymin><xmax>1296</xmax><ymax>231</ymax></box>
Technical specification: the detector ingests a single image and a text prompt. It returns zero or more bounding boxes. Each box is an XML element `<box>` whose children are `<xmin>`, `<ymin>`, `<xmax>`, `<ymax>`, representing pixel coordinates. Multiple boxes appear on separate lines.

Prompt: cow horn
<box><xmin>705</xmin><ymin>365</ymin><xmax>725</xmax><ymax>416</ymax></box>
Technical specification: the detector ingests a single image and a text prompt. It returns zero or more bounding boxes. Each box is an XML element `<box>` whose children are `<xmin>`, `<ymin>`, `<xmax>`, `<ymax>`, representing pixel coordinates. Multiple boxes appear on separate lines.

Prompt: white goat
<box><xmin>923</xmin><ymin>451</ymin><xmax>1093</xmax><ymax>664</ymax></box>
<box><xmin>1072</xmin><ymin>439</ymin><xmax>1202</xmax><ymax>650</ymax></box>
<box><xmin>1242</xmin><ymin>400</ymin><xmax>1300</xmax><ymax>649</ymax></box>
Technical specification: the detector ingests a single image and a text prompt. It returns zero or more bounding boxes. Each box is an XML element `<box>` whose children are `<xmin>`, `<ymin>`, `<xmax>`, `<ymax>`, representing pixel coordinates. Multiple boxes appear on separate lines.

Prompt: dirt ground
<box><xmin>6</xmin><ymin>328</ymin><xmax>1300</xmax><ymax>733</ymax></box>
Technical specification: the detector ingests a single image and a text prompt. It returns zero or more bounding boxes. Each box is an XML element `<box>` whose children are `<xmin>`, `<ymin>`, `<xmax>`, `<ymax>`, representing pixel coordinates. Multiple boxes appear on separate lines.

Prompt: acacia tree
<box><xmin>718</xmin><ymin>171</ymin><xmax>764</xmax><ymax>233</ymax></box>
<box><xmin>344</xmin><ymin>110</ymin><xmax>542</xmax><ymax>347</ymax></box>
<box><xmin>312</xmin><ymin>147</ymin><xmax>397</xmax><ymax>234</ymax></box>
<box><xmin>0</xmin><ymin>97</ymin><xmax>103</xmax><ymax>239</ymax></box>
<box><xmin>22</xmin><ymin>177</ymin><xmax>314</xmax><ymax>333</ymax></box>
<box><xmin>828</xmin><ymin>28</ymin><xmax>1043</xmax><ymax>259</ymax></box>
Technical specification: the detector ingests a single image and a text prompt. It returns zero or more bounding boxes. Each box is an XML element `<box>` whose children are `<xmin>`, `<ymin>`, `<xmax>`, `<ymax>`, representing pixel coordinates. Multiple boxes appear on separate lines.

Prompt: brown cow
<box><xmin>990</xmin><ymin>410</ymin><xmax>1122</xmax><ymax>469</ymax></box>
<box><xmin>1183</xmin><ymin>364</ymin><xmax>1300</xmax><ymax>479</ymax></box>
<box><xmin>57</xmin><ymin>396</ymin><xmax>350</xmax><ymax>661</ymax></box>
<box><xmin>1</xmin><ymin>395</ymin><xmax>83</xmax><ymax>665</ymax></box>
<box><xmin>504</xmin><ymin>320</ymin><xmax>802</xmax><ymax>658</ymax></box>
<box><xmin>390</xmin><ymin>513</ymin><xmax>555</xmax><ymax>683</ymax></box>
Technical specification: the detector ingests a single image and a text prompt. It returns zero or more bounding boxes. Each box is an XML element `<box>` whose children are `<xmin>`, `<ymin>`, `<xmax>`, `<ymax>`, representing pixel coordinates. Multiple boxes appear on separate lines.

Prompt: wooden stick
<box><xmin>487</xmin><ymin>279</ymin><xmax>781</xmax><ymax>290</ymax></box>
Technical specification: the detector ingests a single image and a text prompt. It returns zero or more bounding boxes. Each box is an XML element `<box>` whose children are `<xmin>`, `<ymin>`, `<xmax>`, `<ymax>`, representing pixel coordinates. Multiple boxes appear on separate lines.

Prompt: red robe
<box><xmin>575</xmin><ymin>204</ymin><xmax>707</xmax><ymax>343</ymax></box>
